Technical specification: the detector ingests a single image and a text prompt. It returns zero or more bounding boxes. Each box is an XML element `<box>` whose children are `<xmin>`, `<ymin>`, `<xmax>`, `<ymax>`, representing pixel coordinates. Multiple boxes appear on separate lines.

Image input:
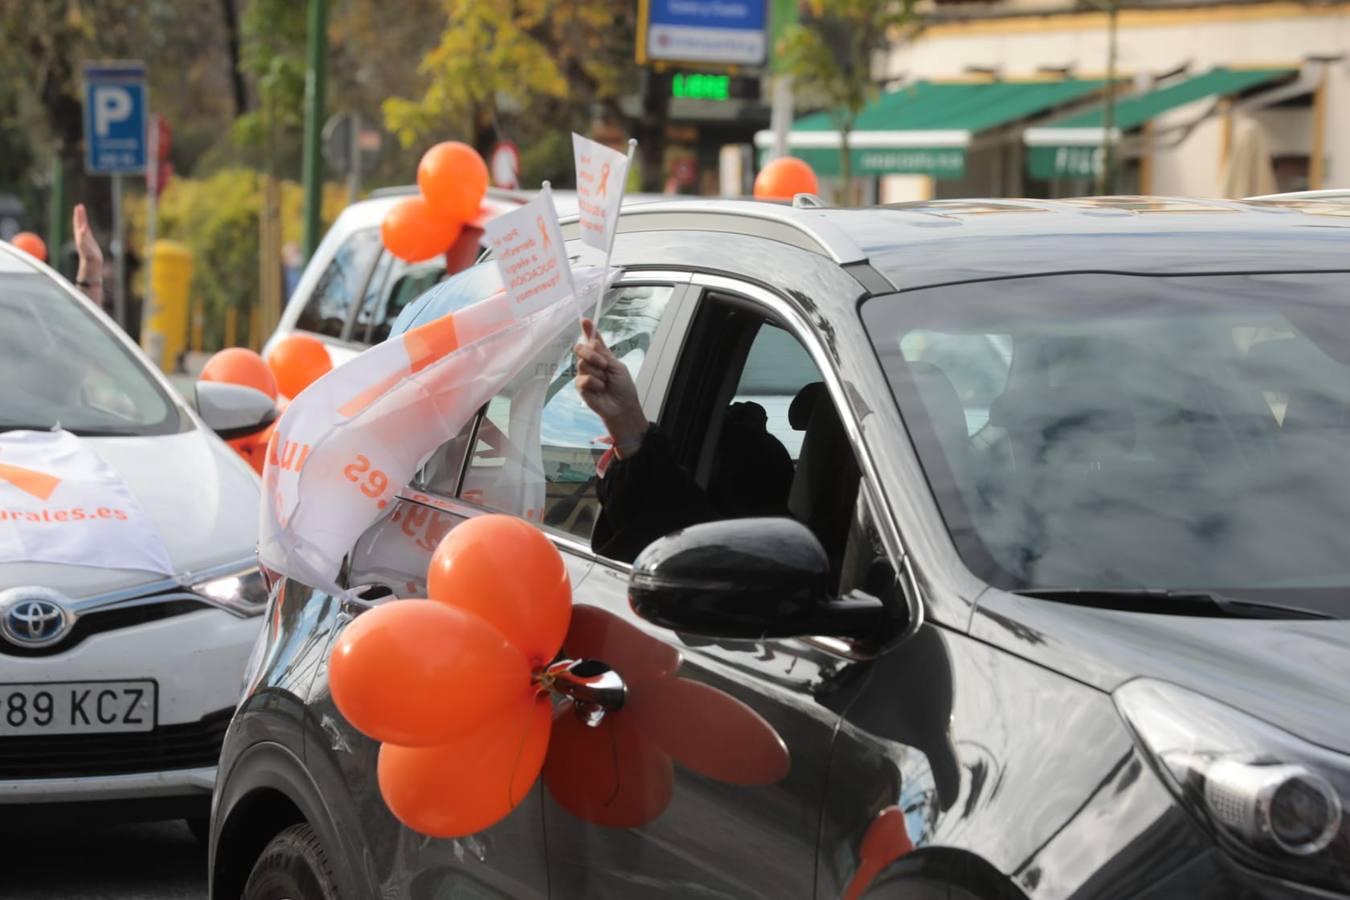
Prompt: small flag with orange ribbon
<box><xmin>572</xmin><ymin>133</ymin><xmax>632</xmax><ymax>254</ymax></box>
<box><xmin>482</xmin><ymin>183</ymin><xmax>574</xmax><ymax>320</ymax></box>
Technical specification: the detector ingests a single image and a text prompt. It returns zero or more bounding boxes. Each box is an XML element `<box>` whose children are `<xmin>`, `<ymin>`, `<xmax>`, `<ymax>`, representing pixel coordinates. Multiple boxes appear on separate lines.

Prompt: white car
<box><xmin>264</xmin><ymin>186</ymin><xmax>667</xmax><ymax>367</ymax></box>
<box><xmin>0</xmin><ymin>242</ymin><xmax>272</xmax><ymax>838</ymax></box>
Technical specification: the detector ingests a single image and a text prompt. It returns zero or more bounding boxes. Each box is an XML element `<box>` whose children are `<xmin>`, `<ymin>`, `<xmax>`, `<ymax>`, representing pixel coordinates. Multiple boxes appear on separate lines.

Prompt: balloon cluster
<box><xmin>330</xmin><ymin>515</ymin><xmax>571</xmax><ymax>837</ymax></box>
<box><xmin>752</xmin><ymin>156</ymin><xmax>820</xmax><ymax>201</ymax></box>
<box><xmin>200</xmin><ymin>334</ymin><xmax>332</xmax><ymax>473</ymax></box>
<box><xmin>382</xmin><ymin>142</ymin><xmax>490</xmax><ymax>263</ymax></box>
<box><xmin>325</xmin><ymin>514</ymin><xmax>791</xmax><ymax>839</ymax></box>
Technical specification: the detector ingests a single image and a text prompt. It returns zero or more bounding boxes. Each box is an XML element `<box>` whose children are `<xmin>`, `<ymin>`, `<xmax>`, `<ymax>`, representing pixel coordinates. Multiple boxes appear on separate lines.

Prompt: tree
<box><xmin>230</xmin><ymin>0</ymin><xmax>307</xmax><ymax>173</ymax></box>
<box><xmin>381</xmin><ymin>0</ymin><xmax>636</xmax><ymax>184</ymax></box>
<box><xmin>0</xmin><ymin>0</ymin><xmax>244</xmax><ymax>239</ymax></box>
<box><xmin>776</xmin><ymin>0</ymin><xmax>916</xmax><ymax>203</ymax></box>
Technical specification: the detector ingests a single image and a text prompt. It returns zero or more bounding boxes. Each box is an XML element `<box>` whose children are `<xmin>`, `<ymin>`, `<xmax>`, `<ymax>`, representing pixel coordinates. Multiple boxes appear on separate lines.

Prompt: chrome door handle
<box><xmin>539</xmin><ymin>659</ymin><xmax>627</xmax><ymax>727</ymax></box>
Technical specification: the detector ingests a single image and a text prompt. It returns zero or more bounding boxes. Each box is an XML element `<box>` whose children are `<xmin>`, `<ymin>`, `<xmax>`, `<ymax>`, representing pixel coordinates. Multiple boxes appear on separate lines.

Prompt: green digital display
<box><xmin>672</xmin><ymin>73</ymin><xmax>731</xmax><ymax>102</ymax></box>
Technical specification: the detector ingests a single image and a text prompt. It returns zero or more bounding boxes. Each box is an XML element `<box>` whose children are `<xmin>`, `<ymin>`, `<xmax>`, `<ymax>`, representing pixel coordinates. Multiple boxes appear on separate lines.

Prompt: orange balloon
<box><xmin>418</xmin><ymin>142</ymin><xmax>489</xmax><ymax>223</ymax></box>
<box><xmin>329</xmin><ymin>599</ymin><xmax>532</xmax><ymax>747</ymax></box>
<box><xmin>378</xmin><ymin>693</ymin><xmax>551</xmax><ymax>837</ymax></box>
<box><xmin>843</xmin><ymin>807</ymin><xmax>914</xmax><ymax>900</ymax></box>
<box><xmin>544</xmin><ymin>702</ymin><xmax>673</xmax><ymax>829</ymax></box>
<box><xmin>202</xmin><ymin>347</ymin><xmax>278</xmax><ymax>399</ymax></box>
<box><xmin>225</xmin><ymin>434</ymin><xmax>252</xmax><ymax>466</ymax></box>
<box><xmin>266</xmin><ymin>333</ymin><xmax>332</xmax><ymax>400</ymax></box>
<box><xmin>428</xmin><ymin>515</ymin><xmax>572</xmax><ymax>668</ymax></box>
<box><xmin>237</xmin><ymin>396</ymin><xmax>287</xmax><ymax>473</ymax></box>
<box><xmin>381</xmin><ymin>195</ymin><xmax>463</xmax><ymax>263</ymax></box>
<box><xmin>753</xmin><ymin>157</ymin><xmax>820</xmax><ymax>200</ymax></box>
<box><xmin>11</xmin><ymin>232</ymin><xmax>47</xmax><ymax>262</ymax></box>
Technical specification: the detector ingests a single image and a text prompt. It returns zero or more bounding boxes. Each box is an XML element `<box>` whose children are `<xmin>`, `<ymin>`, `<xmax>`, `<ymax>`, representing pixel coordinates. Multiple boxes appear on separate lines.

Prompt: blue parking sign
<box><xmin>84</xmin><ymin>62</ymin><xmax>147</xmax><ymax>174</ymax></box>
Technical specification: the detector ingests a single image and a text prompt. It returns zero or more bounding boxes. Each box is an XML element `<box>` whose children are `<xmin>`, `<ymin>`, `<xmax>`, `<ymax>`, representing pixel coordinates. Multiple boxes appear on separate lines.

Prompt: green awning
<box><xmin>1025</xmin><ymin>67</ymin><xmax>1295</xmax><ymax>180</ymax></box>
<box><xmin>755</xmin><ymin>78</ymin><xmax>1106</xmax><ymax>179</ymax></box>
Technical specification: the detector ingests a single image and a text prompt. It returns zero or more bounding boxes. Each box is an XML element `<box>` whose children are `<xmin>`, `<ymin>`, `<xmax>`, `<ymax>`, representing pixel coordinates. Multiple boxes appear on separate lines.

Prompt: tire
<box><xmin>242</xmin><ymin>823</ymin><xmax>340</xmax><ymax>900</ymax></box>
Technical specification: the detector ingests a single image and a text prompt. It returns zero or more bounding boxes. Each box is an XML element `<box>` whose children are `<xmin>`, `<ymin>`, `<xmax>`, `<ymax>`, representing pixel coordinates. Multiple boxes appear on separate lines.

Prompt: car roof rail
<box><xmin>605</xmin><ymin>199</ymin><xmax>868</xmax><ymax>265</ymax></box>
<box><xmin>1245</xmin><ymin>189</ymin><xmax>1350</xmax><ymax>202</ymax></box>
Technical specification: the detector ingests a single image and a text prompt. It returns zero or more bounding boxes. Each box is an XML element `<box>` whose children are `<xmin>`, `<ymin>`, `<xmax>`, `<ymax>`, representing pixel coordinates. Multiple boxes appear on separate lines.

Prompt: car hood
<box><xmin>973</xmin><ymin>592</ymin><xmax>1350</xmax><ymax>753</ymax></box>
<box><xmin>0</xmin><ymin>427</ymin><xmax>259</xmax><ymax>600</ymax></box>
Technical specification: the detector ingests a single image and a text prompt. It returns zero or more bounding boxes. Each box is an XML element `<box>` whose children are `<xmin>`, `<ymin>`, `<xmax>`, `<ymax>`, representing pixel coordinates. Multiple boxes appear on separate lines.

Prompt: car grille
<box><xmin>0</xmin><ymin>708</ymin><xmax>232</xmax><ymax>779</ymax></box>
<box><xmin>0</xmin><ymin>597</ymin><xmax>209</xmax><ymax>658</ymax></box>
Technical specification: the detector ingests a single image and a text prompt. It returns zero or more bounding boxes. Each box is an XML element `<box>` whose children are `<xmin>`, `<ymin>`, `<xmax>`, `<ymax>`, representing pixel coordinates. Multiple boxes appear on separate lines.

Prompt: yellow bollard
<box><xmin>140</xmin><ymin>241</ymin><xmax>194</xmax><ymax>373</ymax></box>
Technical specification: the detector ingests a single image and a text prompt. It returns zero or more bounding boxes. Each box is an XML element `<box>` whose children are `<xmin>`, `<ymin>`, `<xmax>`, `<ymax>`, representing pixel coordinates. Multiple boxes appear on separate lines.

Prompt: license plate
<box><xmin>0</xmin><ymin>680</ymin><xmax>157</xmax><ymax>736</ymax></box>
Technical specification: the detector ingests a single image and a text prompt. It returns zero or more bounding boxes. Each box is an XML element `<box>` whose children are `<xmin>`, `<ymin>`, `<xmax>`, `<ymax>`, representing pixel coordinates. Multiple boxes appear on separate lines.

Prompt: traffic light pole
<box><xmin>301</xmin><ymin>0</ymin><xmax>328</xmax><ymax>262</ymax></box>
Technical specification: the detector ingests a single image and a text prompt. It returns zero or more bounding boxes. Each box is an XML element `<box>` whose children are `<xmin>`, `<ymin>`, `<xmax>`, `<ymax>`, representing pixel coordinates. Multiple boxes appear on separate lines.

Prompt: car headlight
<box><xmin>193</xmin><ymin>567</ymin><xmax>270</xmax><ymax>618</ymax></box>
<box><xmin>1115</xmin><ymin>679</ymin><xmax>1348</xmax><ymax>893</ymax></box>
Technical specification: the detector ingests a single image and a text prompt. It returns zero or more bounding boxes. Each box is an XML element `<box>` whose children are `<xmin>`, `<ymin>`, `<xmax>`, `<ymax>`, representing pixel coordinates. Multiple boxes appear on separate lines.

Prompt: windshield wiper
<box><xmin>1016</xmin><ymin>588</ymin><xmax>1331</xmax><ymax>620</ymax></box>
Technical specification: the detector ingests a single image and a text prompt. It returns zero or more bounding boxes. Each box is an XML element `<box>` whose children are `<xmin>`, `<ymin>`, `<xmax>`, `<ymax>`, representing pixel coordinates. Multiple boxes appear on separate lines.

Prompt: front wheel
<box><xmin>242</xmin><ymin>823</ymin><xmax>340</xmax><ymax>900</ymax></box>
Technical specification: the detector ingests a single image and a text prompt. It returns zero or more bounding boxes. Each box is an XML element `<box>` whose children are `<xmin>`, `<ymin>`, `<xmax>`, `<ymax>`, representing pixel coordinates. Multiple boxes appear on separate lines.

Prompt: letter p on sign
<box><xmin>93</xmin><ymin>86</ymin><xmax>133</xmax><ymax>137</ymax></box>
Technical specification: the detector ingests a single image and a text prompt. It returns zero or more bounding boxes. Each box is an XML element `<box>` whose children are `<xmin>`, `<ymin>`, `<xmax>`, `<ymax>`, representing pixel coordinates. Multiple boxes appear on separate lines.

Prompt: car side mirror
<box><xmin>195</xmin><ymin>381</ymin><xmax>277</xmax><ymax>440</ymax></box>
<box><xmin>628</xmin><ymin>517</ymin><xmax>884</xmax><ymax>641</ymax></box>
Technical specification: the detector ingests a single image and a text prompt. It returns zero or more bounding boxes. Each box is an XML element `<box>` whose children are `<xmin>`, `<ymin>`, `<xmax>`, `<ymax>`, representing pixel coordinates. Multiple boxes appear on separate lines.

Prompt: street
<box><xmin>0</xmin><ymin>820</ymin><xmax>206</xmax><ymax>900</ymax></box>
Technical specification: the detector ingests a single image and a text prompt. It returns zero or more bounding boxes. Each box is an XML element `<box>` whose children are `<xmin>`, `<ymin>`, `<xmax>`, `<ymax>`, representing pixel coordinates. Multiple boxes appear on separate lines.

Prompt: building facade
<box><xmin>769</xmin><ymin>1</ymin><xmax>1349</xmax><ymax>201</ymax></box>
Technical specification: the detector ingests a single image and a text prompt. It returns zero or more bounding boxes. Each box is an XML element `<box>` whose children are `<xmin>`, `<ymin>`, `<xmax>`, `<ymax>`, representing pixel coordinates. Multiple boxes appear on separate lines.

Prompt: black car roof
<box><xmin>607</xmin><ymin>196</ymin><xmax>1350</xmax><ymax>291</ymax></box>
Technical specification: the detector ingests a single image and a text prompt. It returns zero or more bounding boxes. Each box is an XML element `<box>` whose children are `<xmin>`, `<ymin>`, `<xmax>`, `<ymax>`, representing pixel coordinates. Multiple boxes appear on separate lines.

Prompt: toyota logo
<box><xmin>0</xmin><ymin>587</ymin><xmax>74</xmax><ymax>648</ymax></box>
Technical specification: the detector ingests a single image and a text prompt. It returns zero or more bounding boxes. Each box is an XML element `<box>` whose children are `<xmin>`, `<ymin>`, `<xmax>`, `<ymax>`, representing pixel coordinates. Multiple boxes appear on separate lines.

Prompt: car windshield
<box><xmin>862</xmin><ymin>271</ymin><xmax>1350</xmax><ymax>614</ymax></box>
<box><xmin>0</xmin><ymin>273</ymin><xmax>179</xmax><ymax>436</ymax></box>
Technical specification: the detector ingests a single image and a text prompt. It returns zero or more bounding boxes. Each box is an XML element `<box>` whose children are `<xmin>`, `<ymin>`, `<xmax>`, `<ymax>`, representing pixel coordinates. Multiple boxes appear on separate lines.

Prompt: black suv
<box><xmin>213</xmin><ymin>196</ymin><xmax>1350</xmax><ymax>900</ymax></box>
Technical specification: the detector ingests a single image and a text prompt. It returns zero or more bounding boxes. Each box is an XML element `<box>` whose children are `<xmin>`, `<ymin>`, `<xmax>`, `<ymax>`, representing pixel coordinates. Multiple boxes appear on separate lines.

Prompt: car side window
<box><xmin>294</xmin><ymin>228</ymin><xmax>381</xmax><ymax>339</ymax></box>
<box><xmin>671</xmin><ymin>294</ymin><xmax>867</xmax><ymax>586</ymax></box>
<box><xmin>357</xmin><ymin>258</ymin><xmax>448</xmax><ymax>347</ymax></box>
<box><xmin>348</xmin><ymin>250</ymin><xmax>396</xmax><ymax>345</ymax></box>
<box><xmin>455</xmin><ymin>284</ymin><xmax>676</xmax><ymax>536</ymax></box>
<box><xmin>731</xmin><ymin>322</ymin><xmax>823</xmax><ymax>460</ymax></box>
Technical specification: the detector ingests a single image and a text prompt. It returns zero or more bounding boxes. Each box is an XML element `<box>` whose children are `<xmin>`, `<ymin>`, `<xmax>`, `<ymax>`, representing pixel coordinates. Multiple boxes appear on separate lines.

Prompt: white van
<box><xmin>262</xmin><ymin>187</ymin><xmax>528</xmax><ymax>368</ymax></box>
<box><xmin>264</xmin><ymin>186</ymin><xmax>664</xmax><ymax>367</ymax></box>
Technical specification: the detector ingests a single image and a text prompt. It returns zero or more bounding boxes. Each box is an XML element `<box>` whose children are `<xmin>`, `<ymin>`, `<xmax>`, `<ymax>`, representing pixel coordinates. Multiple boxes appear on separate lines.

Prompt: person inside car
<box><xmin>573</xmin><ymin>318</ymin><xmax>794</xmax><ymax>562</ymax></box>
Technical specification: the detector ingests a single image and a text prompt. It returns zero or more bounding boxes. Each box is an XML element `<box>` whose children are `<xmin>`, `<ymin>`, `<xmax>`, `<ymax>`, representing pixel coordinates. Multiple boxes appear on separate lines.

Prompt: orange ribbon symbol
<box><xmin>537</xmin><ymin>216</ymin><xmax>551</xmax><ymax>250</ymax></box>
<box><xmin>596</xmin><ymin>162</ymin><xmax>611</xmax><ymax>198</ymax></box>
<box><xmin>0</xmin><ymin>462</ymin><xmax>60</xmax><ymax>501</ymax></box>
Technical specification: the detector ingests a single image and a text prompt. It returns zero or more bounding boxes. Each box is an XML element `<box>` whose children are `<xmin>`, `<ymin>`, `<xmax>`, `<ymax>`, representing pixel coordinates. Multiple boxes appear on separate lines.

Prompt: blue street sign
<box><xmin>644</xmin><ymin>0</ymin><xmax>766</xmax><ymax>66</ymax></box>
<box><xmin>84</xmin><ymin>62</ymin><xmax>147</xmax><ymax>174</ymax></box>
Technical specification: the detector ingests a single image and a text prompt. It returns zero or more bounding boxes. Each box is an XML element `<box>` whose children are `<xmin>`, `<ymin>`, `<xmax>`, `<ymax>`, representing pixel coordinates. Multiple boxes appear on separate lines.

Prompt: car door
<box><xmin>314</xmin><ymin>274</ymin><xmax>691</xmax><ymax>898</ymax></box>
<box><xmin>541</xmin><ymin>276</ymin><xmax>897</xmax><ymax>899</ymax></box>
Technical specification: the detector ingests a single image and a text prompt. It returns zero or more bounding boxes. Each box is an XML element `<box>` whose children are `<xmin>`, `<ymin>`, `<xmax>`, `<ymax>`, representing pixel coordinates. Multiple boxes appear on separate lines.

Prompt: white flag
<box><xmin>482</xmin><ymin>184</ymin><xmax>574</xmax><ymax>320</ymax></box>
<box><xmin>572</xmin><ymin>134</ymin><xmax>630</xmax><ymax>252</ymax></box>
<box><xmin>258</xmin><ymin>264</ymin><xmax>614</xmax><ymax>593</ymax></box>
<box><xmin>0</xmin><ymin>429</ymin><xmax>173</xmax><ymax>575</ymax></box>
